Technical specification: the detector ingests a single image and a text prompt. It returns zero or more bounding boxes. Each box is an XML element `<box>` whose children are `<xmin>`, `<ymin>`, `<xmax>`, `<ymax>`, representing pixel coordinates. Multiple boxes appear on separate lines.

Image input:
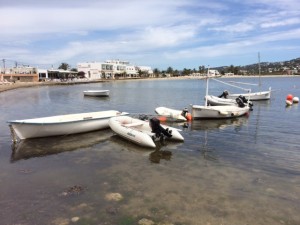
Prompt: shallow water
<box><xmin>0</xmin><ymin>77</ymin><xmax>299</xmax><ymax>225</ymax></box>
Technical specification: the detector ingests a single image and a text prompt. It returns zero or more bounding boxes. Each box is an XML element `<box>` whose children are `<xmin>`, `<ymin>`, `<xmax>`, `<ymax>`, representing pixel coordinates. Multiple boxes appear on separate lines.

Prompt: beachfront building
<box><xmin>208</xmin><ymin>69</ymin><xmax>220</xmax><ymax>76</ymax></box>
<box><xmin>77</xmin><ymin>59</ymin><xmax>152</xmax><ymax>80</ymax></box>
<box><xmin>136</xmin><ymin>66</ymin><xmax>154</xmax><ymax>78</ymax></box>
<box><xmin>0</xmin><ymin>64</ymin><xmax>78</xmax><ymax>83</ymax></box>
<box><xmin>0</xmin><ymin>66</ymin><xmax>39</xmax><ymax>82</ymax></box>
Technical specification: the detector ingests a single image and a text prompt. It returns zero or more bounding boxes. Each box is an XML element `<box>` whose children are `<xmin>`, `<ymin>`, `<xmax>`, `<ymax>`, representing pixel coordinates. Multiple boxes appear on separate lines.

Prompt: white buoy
<box><xmin>293</xmin><ymin>96</ymin><xmax>299</xmax><ymax>103</ymax></box>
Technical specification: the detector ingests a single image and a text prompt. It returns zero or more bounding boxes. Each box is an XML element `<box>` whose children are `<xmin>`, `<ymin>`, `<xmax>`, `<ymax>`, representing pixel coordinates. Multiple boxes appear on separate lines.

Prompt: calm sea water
<box><xmin>0</xmin><ymin>77</ymin><xmax>299</xmax><ymax>225</ymax></box>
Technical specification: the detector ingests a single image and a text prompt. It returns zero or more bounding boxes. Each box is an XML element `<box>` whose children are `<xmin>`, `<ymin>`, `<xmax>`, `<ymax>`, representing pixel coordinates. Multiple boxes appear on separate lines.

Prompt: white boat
<box><xmin>191</xmin><ymin>68</ymin><xmax>250</xmax><ymax>120</ymax></box>
<box><xmin>191</xmin><ymin>105</ymin><xmax>249</xmax><ymax>119</ymax></box>
<box><xmin>83</xmin><ymin>90</ymin><xmax>110</xmax><ymax>97</ymax></box>
<box><xmin>155</xmin><ymin>107</ymin><xmax>191</xmax><ymax>121</ymax></box>
<box><xmin>8</xmin><ymin>110</ymin><xmax>128</xmax><ymax>140</ymax></box>
<box><xmin>109</xmin><ymin>116</ymin><xmax>184</xmax><ymax>148</ymax></box>
<box><xmin>227</xmin><ymin>88</ymin><xmax>271</xmax><ymax>101</ymax></box>
<box><xmin>227</xmin><ymin>53</ymin><xmax>271</xmax><ymax>101</ymax></box>
<box><xmin>205</xmin><ymin>95</ymin><xmax>238</xmax><ymax>106</ymax></box>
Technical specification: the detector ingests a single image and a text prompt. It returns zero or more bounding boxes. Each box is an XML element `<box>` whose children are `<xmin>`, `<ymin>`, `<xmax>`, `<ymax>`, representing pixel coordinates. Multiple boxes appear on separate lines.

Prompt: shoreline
<box><xmin>1</xmin><ymin>75</ymin><xmax>299</xmax><ymax>93</ymax></box>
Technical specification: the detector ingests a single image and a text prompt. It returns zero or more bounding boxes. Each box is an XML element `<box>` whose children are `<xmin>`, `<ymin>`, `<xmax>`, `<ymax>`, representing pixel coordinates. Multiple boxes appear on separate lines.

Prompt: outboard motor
<box><xmin>238</xmin><ymin>95</ymin><xmax>254</xmax><ymax>110</ymax></box>
<box><xmin>236</xmin><ymin>96</ymin><xmax>246</xmax><ymax>108</ymax></box>
<box><xmin>218</xmin><ymin>90</ymin><xmax>229</xmax><ymax>98</ymax></box>
<box><xmin>181</xmin><ymin>108</ymin><xmax>192</xmax><ymax>120</ymax></box>
<box><xmin>181</xmin><ymin>108</ymin><xmax>189</xmax><ymax>117</ymax></box>
<box><xmin>149</xmin><ymin>117</ymin><xmax>172</xmax><ymax>139</ymax></box>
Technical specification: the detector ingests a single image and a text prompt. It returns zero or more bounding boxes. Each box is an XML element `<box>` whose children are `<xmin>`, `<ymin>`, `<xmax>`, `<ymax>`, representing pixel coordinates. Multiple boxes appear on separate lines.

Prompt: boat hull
<box><xmin>227</xmin><ymin>90</ymin><xmax>271</xmax><ymax>101</ymax></box>
<box><xmin>205</xmin><ymin>95</ymin><xmax>237</xmax><ymax>106</ymax></box>
<box><xmin>155</xmin><ymin>107</ymin><xmax>187</xmax><ymax>121</ymax></box>
<box><xmin>191</xmin><ymin>105</ymin><xmax>249</xmax><ymax>119</ymax></box>
<box><xmin>109</xmin><ymin>116</ymin><xmax>184</xmax><ymax>148</ymax></box>
<box><xmin>8</xmin><ymin>110</ymin><xmax>126</xmax><ymax>139</ymax></box>
<box><xmin>83</xmin><ymin>90</ymin><xmax>110</xmax><ymax>97</ymax></box>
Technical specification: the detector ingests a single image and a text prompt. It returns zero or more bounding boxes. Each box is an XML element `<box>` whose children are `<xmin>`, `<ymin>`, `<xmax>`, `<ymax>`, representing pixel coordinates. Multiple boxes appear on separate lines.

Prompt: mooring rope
<box><xmin>211</xmin><ymin>78</ymin><xmax>251</xmax><ymax>92</ymax></box>
<box><xmin>227</xmin><ymin>81</ymin><xmax>259</xmax><ymax>86</ymax></box>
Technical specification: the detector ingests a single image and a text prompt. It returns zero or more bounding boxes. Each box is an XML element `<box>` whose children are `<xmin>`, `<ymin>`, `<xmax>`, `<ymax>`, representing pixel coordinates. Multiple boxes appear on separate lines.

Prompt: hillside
<box><xmin>215</xmin><ymin>57</ymin><xmax>300</xmax><ymax>75</ymax></box>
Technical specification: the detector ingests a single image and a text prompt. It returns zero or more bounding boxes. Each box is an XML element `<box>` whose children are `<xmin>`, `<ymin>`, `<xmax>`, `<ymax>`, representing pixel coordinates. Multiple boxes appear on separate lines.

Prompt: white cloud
<box><xmin>0</xmin><ymin>0</ymin><xmax>299</xmax><ymax>68</ymax></box>
<box><xmin>261</xmin><ymin>18</ymin><xmax>300</xmax><ymax>28</ymax></box>
<box><xmin>209</xmin><ymin>22</ymin><xmax>255</xmax><ymax>33</ymax></box>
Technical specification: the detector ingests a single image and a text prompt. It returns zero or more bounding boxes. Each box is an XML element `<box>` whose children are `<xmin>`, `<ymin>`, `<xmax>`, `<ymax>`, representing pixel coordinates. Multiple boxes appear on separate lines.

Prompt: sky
<box><xmin>1</xmin><ymin>0</ymin><xmax>300</xmax><ymax>70</ymax></box>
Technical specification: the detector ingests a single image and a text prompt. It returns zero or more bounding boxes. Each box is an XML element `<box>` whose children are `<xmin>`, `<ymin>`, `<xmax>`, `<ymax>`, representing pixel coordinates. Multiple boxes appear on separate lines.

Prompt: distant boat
<box><xmin>226</xmin><ymin>88</ymin><xmax>271</xmax><ymax>101</ymax></box>
<box><xmin>83</xmin><ymin>90</ymin><xmax>110</xmax><ymax>97</ymax></box>
<box><xmin>191</xmin><ymin>68</ymin><xmax>250</xmax><ymax>119</ymax></box>
<box><xmin>227</xmin><ymin>53</ymin><xmax>271</xmax><ymax>101</ymax></box>
<box><xmin>8</xmin><ymin>110</ymin><xmax>128</xmax><ymax>140</ymax></box>
<box><xmin>109</xmin><ymin>116</ymin><xmax>184</xmax><ymax>148</ymax></box>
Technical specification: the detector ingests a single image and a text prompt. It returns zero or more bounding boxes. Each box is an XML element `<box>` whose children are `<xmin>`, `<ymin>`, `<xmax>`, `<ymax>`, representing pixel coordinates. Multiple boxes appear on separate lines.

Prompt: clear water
<box><xmin>0</xmin><ymin>77</ymin><xmax>299</xmax><ymax>225</ymax></box>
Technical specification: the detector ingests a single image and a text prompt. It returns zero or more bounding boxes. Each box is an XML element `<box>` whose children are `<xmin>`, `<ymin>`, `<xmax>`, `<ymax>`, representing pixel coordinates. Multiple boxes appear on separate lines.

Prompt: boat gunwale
<box><xmin>7</xmin><ymin>111</ymin><xmax>127</xmax><ymax>125</ymax></box>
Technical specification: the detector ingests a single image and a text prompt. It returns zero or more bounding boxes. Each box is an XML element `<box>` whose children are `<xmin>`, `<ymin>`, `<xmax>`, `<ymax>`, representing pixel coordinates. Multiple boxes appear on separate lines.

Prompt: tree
<box><xmin>198</xmin><ymin>65</ymin><xmax>206</xmax><ymax>74</ymax></box>
<box><xmin>58</xmin><ymin>62</ymin><xmax>70</xmax><ymax>70</ymax></box>
<box><xmin>153</xmin><ymin>68</ymin><xmax>161</xmax><ymax>77</ymax></box>
<box><xmin>166</xmin><ymin>66</ymin><xmax>174</xmax><ymax>75</ymax></box>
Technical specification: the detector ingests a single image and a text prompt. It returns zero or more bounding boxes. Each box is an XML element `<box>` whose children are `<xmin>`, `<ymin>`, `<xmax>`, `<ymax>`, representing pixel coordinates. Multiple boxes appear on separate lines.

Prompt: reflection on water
<box><xmin>11</xmin><ymin>129</ymin><xmax>113</xmax><ymax>162</ymax></box>
<box><xmin>190</xmin><ymin>116</ymin><xmax>249</xmax><ymax>131</ymax></box>
<box><xmin>149</xmin><ymin>150</ymin><xmax>172</xmax><ymax>163</ymax></box>
<box><xmin>0</xmin><ymin>77</ymin><xmax>300</xmax><ymax>225</ymax></box>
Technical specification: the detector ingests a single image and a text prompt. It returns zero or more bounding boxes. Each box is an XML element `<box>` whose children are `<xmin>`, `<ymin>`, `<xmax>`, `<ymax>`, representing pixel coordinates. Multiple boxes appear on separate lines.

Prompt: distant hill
<box><xmin>214</xmin><ymin>57</ymin><xmax>300</xmax><ymax>75</ymax></box>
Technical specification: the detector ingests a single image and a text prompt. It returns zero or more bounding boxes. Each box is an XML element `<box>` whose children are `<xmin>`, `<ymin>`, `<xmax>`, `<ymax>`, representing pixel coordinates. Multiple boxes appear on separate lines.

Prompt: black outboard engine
<box><xmin>236</xmin><ymin>96</ymin><xmax>246</xmax><ymax>107</ymax></box>
<box><xmin>149</xmin><ymin>117</ymin><xmax>172</xmax><ymax>139</ymax></box>
<box><xmin>181</xmin><ymin>108</ymin><xmax>189</xmax><ymax>117</ymax></box>
<box><xmin>218</xmin><ymin>90</ymin><xmax>229</xmax><ymax>98</ymax></box>
<box><xmin>238</xmin><ymin>95</ymin><xmax>254</xmax><ymax>109</ymax></box>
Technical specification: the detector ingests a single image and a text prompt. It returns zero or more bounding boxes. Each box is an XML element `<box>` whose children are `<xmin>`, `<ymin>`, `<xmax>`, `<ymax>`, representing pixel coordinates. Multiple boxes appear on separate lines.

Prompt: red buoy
<box><xmin>286</xmin><ymin>94</ymin><xmax>293</xmax><ymax>101</ymax></box>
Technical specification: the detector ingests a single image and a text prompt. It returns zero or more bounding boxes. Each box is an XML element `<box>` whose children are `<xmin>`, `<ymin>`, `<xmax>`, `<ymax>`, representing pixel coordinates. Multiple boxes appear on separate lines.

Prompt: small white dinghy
<box><xmin>155</xmin><ymin>107</ymin><xmax>192</xmax><ymax>122</ymax></box>
<box><xmin>108</xmin><ymin>116</ymin><xmax>184</xmax><ymax>148</ymax></box>
<box><xmin>8</xmin><ymin>110</ymin><xmax>128</xmax><ymax>140</ymax></box>
<box><xmin>83</xmin><ymin>90</ymin><xmax>110</xmax><ymax>97</ymax></box>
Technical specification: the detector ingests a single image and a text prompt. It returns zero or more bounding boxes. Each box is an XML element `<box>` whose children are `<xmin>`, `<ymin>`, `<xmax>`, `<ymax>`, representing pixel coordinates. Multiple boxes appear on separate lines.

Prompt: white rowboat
<box><xmin>155</xmin><ymin>107</ymin><xmax>190</xmax><ymax>121</ymax></box>
<box><xmin>227</xmin><ymin>88</ymin><xmax>271</xmax><ymax>101</ymax></box>
<box><xmin>227</xmin><ymin>53</ymin><xmax>271</xmax><ymax>101</ymax></box>
<box><xmin>191</xmin><ymin>68</ymin><xmax>250</xmax><ymax>119</ymax></box>
<box><xmin>109</xmin><ymin>116</ymin><xmax>184</xmax><ymax>148</ymax></box>
<box><xmin>8</xmin><ymin>110</ymin><xmax>128</xmax><ymax>140</ymax></box>
<box><xmin>205</xmin><ymin>95</ymin><xmax>238</xmax><ymax>106</ymax></box>
<box><xmin>191</xmin><ymin>105</ymin><xmax>249</xmax><ymax>119</ymax></box>
<box><xmin>83</xmin><ymin>90</ymin><xmax>110</xmax><ymax>97</ymax></box>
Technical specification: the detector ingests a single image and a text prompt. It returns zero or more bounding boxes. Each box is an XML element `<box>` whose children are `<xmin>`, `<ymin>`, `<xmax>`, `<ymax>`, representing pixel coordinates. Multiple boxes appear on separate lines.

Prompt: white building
<box><xmin>77</xmin><ymin>60</ymin><xmax>152</xmax><ymax>80</ymax></box>
<box><xmin>208</xmin><ymin>69</ymin><xmax>220</xmax><ymax>76</ymax></box>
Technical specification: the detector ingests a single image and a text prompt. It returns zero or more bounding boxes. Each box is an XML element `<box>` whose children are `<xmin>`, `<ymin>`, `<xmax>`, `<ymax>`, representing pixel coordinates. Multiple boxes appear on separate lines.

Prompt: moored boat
<box><xmin>227</xmin><ymin>88</ymin><xmax>271</xmax><ymax>101</ymax></box>
<box><xmin>108</xmin><ymin>116</ymin><xmax>184</xmax><ymax>148</ymax></box>
<box><xmin>83</xmin><ymin>90</ymin><xmax>110</xmax><ymax>97</ymax></box>
<box><xmin>155</xmin><ymin>107</ymin><xmax>191</xmax><ymax>121</ymax></box>
<box><xmin>226</xmin><ymin>53</ymin><xmax>271</xmax><ymax>101</ymax></box>
<box><xmin>8</xmin><ymin>110</ymin><xmax>128</xmax><ymax>140</ymax></box>
<box><xmin>191</xmin><ymin>105</ymin><xmax>249</xmax><ymax>119</ymax></box>
<box><xmin>205</xmin><ymin>95</ymin><xmax>237</xmax><ymax>106</ymax></box>
<box><xmin>191</xmin><ymin>68</ymin><xmax>250</xmax><ymax>119</ymax></box>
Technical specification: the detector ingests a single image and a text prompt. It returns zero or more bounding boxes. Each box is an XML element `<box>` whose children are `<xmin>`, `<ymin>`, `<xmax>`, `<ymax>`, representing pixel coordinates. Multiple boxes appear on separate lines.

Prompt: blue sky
<box><xmin>1</xmin><ymin>0</ymin><xmax>300</xmax><ymax>70</ymax></box>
